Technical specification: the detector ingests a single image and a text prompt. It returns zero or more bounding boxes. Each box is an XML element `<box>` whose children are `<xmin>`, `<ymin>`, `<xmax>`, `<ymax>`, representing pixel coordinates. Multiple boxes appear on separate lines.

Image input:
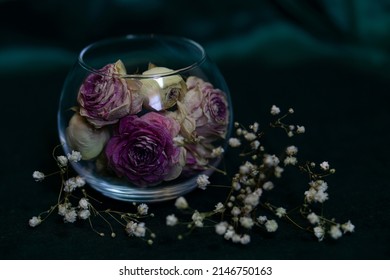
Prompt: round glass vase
<box><xmin>58</xmin><ymin>34</ymin><xmax>233</xmax><ymax>202</ymax></box>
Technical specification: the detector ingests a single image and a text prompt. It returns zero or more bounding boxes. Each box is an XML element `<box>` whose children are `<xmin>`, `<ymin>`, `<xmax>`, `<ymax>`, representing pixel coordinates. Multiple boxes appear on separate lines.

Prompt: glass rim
<box><xmin>78</xmin><ymin>34</ymin><xmax>207</xmax><ymax>79</ymax></box>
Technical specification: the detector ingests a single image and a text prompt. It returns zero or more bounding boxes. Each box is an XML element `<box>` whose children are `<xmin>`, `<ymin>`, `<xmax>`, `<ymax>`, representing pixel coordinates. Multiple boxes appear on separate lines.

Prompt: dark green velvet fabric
<box><xmin>1</xmin><ymin>0</ymin><xmax>389</xmax><ymax>259</ymax></box>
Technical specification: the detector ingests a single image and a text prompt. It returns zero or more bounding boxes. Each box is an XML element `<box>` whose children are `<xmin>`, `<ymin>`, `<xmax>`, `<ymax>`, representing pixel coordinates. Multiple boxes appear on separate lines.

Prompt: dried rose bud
<box><xmin>66</xmin><ymin>113</ymin><xmax>110</xmax><ymax>160</ymax></box>
<box><xmin>140</xmin><ymin>67</ymin><xmax>187</xmax><ymax>111</ymax></box>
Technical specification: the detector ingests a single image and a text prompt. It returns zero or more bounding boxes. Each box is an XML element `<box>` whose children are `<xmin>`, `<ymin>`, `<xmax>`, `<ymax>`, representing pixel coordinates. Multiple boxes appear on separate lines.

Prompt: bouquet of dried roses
<box><xmin>65</xmin><ymin>60</ymin><xmax>231</xmax><ymax>187</ymax></box>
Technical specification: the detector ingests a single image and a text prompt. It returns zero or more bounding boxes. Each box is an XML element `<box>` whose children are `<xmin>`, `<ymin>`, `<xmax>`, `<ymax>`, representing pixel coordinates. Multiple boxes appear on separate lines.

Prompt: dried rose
<box><xmin>182</xmin><ymin>143</ymin><xmax>210</xmax><ymax>175</ymax></box>
<box><xmin>183</xmin><ymin>76</ymin><xmax>229</xmax><ymax>140</ymax></box>
<box><xmin>165</xmin><ymin>101</ymin><xmax>196</xmax><ymax>140</ymax></box>
<box><xmin>78</xmin><ymin>60</ymin><xmax>143</xmax><ymax>128</ymax></box>
<box><xmin>66</xmin><ymin>113</ymin><xmax>110</xmax><ymax>160</ymax></box>
<box><xmin>105</xmin><ymin>112</ymin><xmax>184</xmax><ymax>186</ymax></box>
<box><xmin>140</xmin><ymin>67</ymin><xmax>187</xmax><ymax>111</ymax></box>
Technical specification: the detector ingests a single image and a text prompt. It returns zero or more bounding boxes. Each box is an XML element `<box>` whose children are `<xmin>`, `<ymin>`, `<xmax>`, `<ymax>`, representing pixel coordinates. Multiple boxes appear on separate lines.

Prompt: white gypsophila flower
<box><xmin>287</xmin><ymin>131</ymin><xmax>294</xmax><ymax>137</ymax></box>
<box><xmin>192</xmin><ymin>210</ymin><xmax>205</xmax><ymax>227</ymax></box>
<box><xmin>240</xmin><ymin>234</ymin><xmax>251</xmax><ymax>245</ymax></box>
<box><xmin>194</xmin><ymin>220</ymin><xmax>204</xmax><ymax>228</ymax></box>
<box><xmin>231</xmin><ymin>206</ymin><xmax>241</xmax><ymax>216</ymax></box>
<box><xmin>236</xmin><ymin>128</ymin><xmax>243</xmax><ymax>135</ymax></box>
<box><xmin>137</xmin><ymin>203</ymin><xmax>149</xmax><ymax>215</ymax></box>
<box><xmin>64</xmin><ymin>209</ymin><xmax>77</xmax><ymax>223</ymax></box>
<box><xmin>57</xmin><ymin>155</ymin><xmax>68</xmax><ymax>167</ymax></box>
<box><xmin>28</xmin><ymin>216</ymin><xmax>41</xmax><ymax>227</ymax></box>
<box><xmin>252</xmin><ymin>122</ymin><xmax>259</xmax><ymax>133</ymax></box>
<box><xmin>67</xmin><ymin>150</ymin><xmax>82</xmax><ymax>162</ymax></box>
<box><xmin>314</xmin><ymin>226</ymin><xmax>325</xmax><ymax>241</ymax></box>
<box><xmin>244</xmin><ymin>132</ymin><xmax>257</xmax><ymax>141</ymax></box>
<box><xmin>239</xmin><ymin>216</ymin><xmax>254</xmax><ymax>229</ymax></box>
<box><xmin>211</xmin><ymin>146</ymin><xmax>224</xmax><ymax>158</ymax></box>
<box><xmin>284</xmin><ymin>156</ymin><xmax>298</xmax><ymax>166</ymax></box>
<box><xmin>126</xmin><ymin>221</ymin><xmax>146</xmax><ymax>237</ymax></box>
<box><xmin>78</xmin><ymin>209</ymin><xmax>90</xmax><ymax>220</ymax></box>
<box><xmin>232</xmin><ymin>180</ymin><xmax>241</xmax><ymax>191</ymax></box>
<box><xmin>313</xmin><ymin>180</ymin><xmax>328</xmax><ymax>192</ymax></box>
<box><xmin>262</xmin><ymin>181</ymin><xmax>274</xmax><ymax>191</ymax></box>
<box><xmin>58</xmin><ymin>203</ymin><xmax>70</xmax><ymax>216</ymax></box>
<box><xmin>270</xmin><ymin>105</ymin><xmax>281</xmax><ymax>115</ymax></box>
<box><xmin>191</xmin><ymin>210</ymin><xmax>204</xmax><ymax>224</ymax></box>
<box><xmin>307</xmin><ymin>212</ymin><xmax>320</xmax><ymax>225</ymax></box>
<box><xmin>265</xmin><ymin>219</ymin><xmax>278</xmax><ymax>232</ymax></box>
<box><xmin>296</xmin><ymin>125</ymin><xmax>305</xmax><ymax>134</ymax></box>
<box><xmin>314</xmin><ymin>189</ymin><xmax>329</xmax><ymax>203</ymax></box>
<box><xmin>125</xmin><ymin>221</ymin><xmax>137</xmax><ymax>236</ymax></box>
<box><xmin>263</xmin><ymin>154</ymin><xmax>280</xmax><ymax>167</ymax></box>
<box><xmin>274</xmin><ymin>166</ymin><xmax>284</xmax><ymax>178</ymax></box>
<box><xmin>240</xmin><ymin>161</ymin><xmax>255</xmax><ymax>175</ymax></box>
<box><xmin>286</xmin><ymin>145</ymin><xmax>298</xmax><ymax>156</ymax></box>
<box><xmin>173</xmin><ymin>135</ymin><xmax>185</xmax><ymax>146</ymax></box>
<box><xmin>288</xmin><ymin>108</ymin><xmax>294</xmax><ymax>114</ymax></box>
<box><xmin>305</xmin><ymin>180</ymin><xmax>329</xmax><ymax>203</ymax></box>
<box><xmin>250</xmin><ymin>140</ymin><xmax>260</xmax><ymax>150</ymax></box>
<box><xmin>232</xmin><ymin>234</ymin><xmax>242</xmax><ymax>243</ymax></box>
<box><xmin>253</xmin><ymin>188</ymin><xmax>262</xmax><ymax>197</ymax></box>
<box><xmin>257</xmin><ymin>216</ymin><xmax>267</xmax><ymax>224</ymax></box>
<box><xmin>275</xmin><ymin>207</ymin><xmax>287</xmax><ymax>218</ymax></box>
<box><xmin>304</xmin><ymin>188</ymin><xmax>317</xmax><ymax>203</ymax></box>
<box><xmin>32</xmin><ymin>171</ymin><xmax>45</xmax><ymax>182</ymax></box>
<box><xmin>214</xmin><ymin>202</ymin><xmax>225</xmax><ymax>213</ymax></box>
<box><xmin>224</xmin><ymin>228</ymin><xmax>235</xmax><ymax>240</ymax></box>
<box><xmin>228</xmin><ymin>137</ymin><xmax>241</xmax><ymax>147</ymax></box>
<box><xmin>78</xmin><ymin>198</ymin><xmax>89</xmax><ymax>210</ymax></box>
<box><xmin>239</xmin><ymin>165</ymin><xmax>250</xmax><ymax>175</ymax></box>
<box><xmin>244</xmin><ymin>192</ymin><xmax>260</xmax><ymax>207</ymax></box>
<box><xmin>64</xmin><ymin>178</ymin><xmax>78</xmax><ymax>193</ymax></box>
<box><xmin>196</xmin><ymin>174</ymin><xmax>210</xmax><ymax>190</ymax></box>
<box><xmin>166</xmin><ymin>214</ymin><xmax>178</xmax><ymax>226</ymax></box>
<box><xmin>320</xmin><ymin>161</ymin><xmax>330</xmax><ymax>171</ymax></box>
<box><xmin>174</xmin><ymin>196</ymin><xmax>188</xmax><ymax>210</ymax></box>
<box><xmin>215</xmin><ymin>222</ymin><xmax>229</xmax><ymax>235</ymax></box>
<box><xmin>244</xmin><ymin>161</ymin><xmax>259</xmax><ymax>176</ymax></box>
<box><xmin>329</xmin><ymin>225</ymin><xmax>343</xmax><ymax>240</ymax></box>
<box><xmin>75</xmin><ymin>176</ymin><xmax>86</xmax><ymax>187</ymax></box>
<box><xmin>289</xmin><ymin>125</ymin><xmax>295</xmax><ymax>131</ymax></box>
<box><xmin>341</xmin><ymin>220</ymin><xmax>355</xmax><ymax>233</ymax></box>
<box><xmin>134</xmin><ymin>223</ymin><xmax>146</xmax><ymax>237</ymax></box>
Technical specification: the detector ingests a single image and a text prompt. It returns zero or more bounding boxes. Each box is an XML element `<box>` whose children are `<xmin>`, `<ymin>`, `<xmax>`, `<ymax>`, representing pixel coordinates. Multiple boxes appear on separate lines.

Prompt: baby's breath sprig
<box><xmin>166</xmin><ymin>196</ymin><xmax>226</xmax><ymax>241</ymax></box>
<box><xmin>166</xmin><ymin>105</ymin><xmax>354</xmax><ymax>244</ymax></box>
<box><xmin>29</xmin><ymin>145</ymin><xmax>155</xmax><ymax>244</ymax></box>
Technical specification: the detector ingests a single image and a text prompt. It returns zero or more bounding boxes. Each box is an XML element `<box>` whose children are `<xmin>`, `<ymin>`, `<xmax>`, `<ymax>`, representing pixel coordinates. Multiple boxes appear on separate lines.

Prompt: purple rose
<box><xmin>78</xmin><ymin>60</ymin><xmax>143</xmax><ymax>128</ymax></box>
<box><xmin>184</xmin><ymin>76</ymin><xmax>229</xmax><ymax>139</ymax></box>
<box><xmin>105</xmin><ymin>112</ymin><xmax>183</xmax><ymax>186</ymax></box>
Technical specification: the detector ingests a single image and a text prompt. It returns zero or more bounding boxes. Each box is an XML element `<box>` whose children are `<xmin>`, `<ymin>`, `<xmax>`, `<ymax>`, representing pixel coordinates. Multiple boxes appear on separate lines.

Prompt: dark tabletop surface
<box><xmin>1</xmin><ymin>0</ymin><xmax>389</xmax><ymax>260</ymax></box>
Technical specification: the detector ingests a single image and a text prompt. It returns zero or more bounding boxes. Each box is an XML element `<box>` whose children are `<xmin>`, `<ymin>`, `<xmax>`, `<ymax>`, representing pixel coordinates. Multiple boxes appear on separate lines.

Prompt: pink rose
<box><xmin>78</xmin><ymin>60</ymin><xmax>143</xmax><ymax>128</ymax></box>
<box><xmin>183</xmin><ymin>76</ymin><xmax>229</xmax><ymax>140</ymax></box>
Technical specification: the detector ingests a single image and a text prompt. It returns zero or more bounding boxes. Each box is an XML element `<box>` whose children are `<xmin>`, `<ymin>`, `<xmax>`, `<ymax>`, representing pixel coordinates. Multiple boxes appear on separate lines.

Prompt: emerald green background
<box><xmin>1</xmin><ymin>0</ymin><xmax>389</xmax><ymax>259</ymax></box>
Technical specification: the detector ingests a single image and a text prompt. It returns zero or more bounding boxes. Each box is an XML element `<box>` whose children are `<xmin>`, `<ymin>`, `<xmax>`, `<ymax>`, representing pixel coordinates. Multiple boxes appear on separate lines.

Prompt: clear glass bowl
<box><xmin>57</xmin><ymin>34</ymin><xmax>233</xmax><ymax>202</ymax></box>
